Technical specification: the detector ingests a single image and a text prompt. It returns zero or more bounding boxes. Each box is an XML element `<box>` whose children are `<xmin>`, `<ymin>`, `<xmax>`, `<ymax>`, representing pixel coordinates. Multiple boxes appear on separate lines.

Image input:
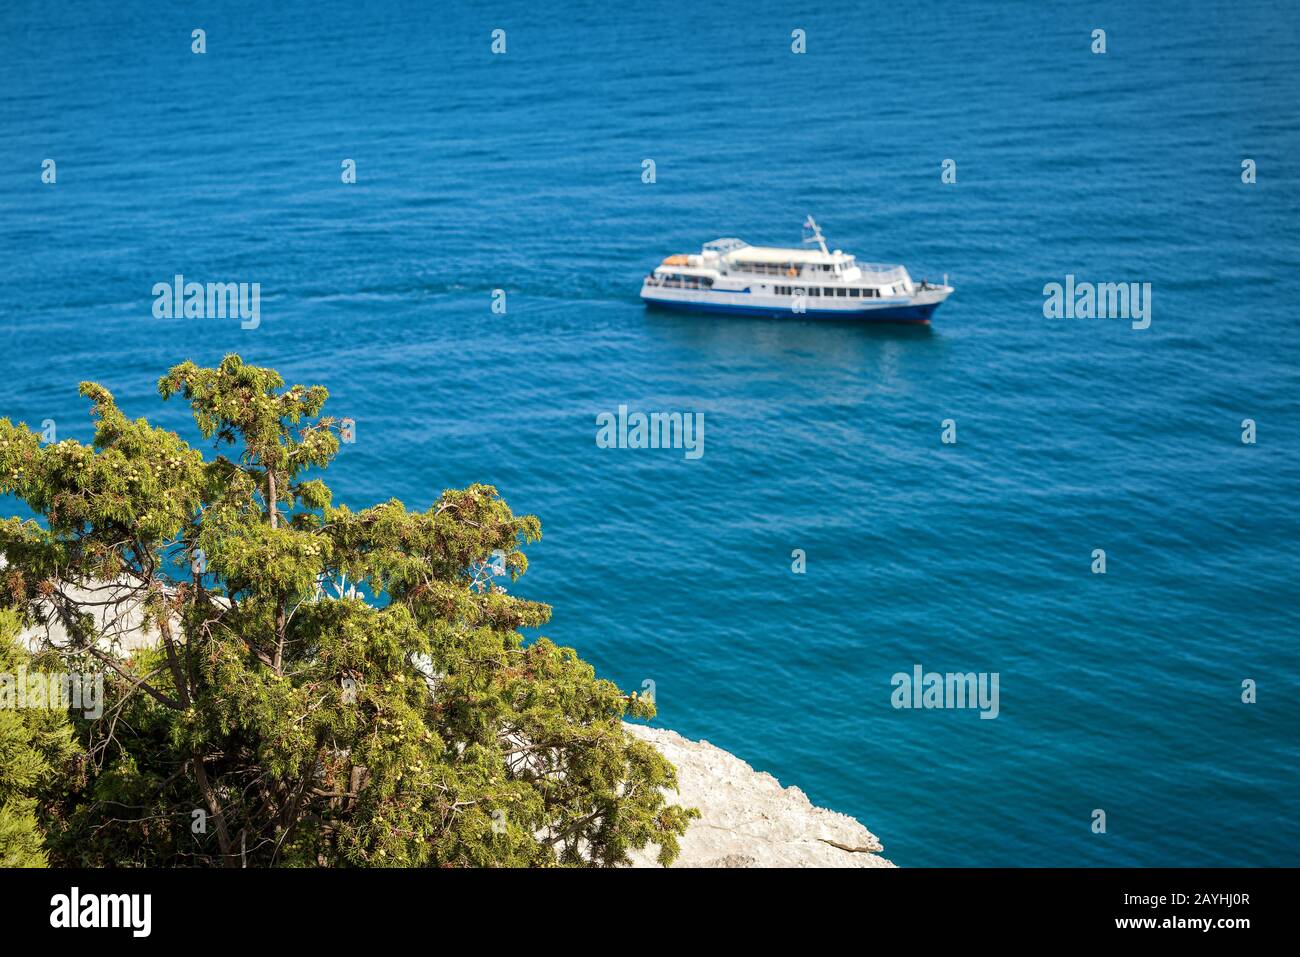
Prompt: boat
<box><xmin>640</xmin><ymin>217</ymin><xmax>952</xmax><ymax>323</ymax></box>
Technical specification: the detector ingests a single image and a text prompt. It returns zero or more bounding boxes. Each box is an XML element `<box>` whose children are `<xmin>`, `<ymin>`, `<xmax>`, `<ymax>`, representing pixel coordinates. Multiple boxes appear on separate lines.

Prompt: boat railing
<box><xmin>704</xmin><ymin>238</ymin><xmax>749</xmax><ymax>254</ymax></box>
<box><xmin>855</xmin><ymin>262</ymin><xmax>909</xmax><ymax>283</ymax></box>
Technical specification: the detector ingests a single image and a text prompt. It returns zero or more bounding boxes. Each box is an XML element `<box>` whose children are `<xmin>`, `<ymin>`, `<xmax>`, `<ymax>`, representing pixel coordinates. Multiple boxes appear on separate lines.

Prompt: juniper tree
<box><xmin>0</xmin><ymin>610</ymin><xmax>81</xmax><ymax>867</ymax></box>
<box><xmin>0</xmin><ymin>355</ymin><xmax>694</xmax><ymax>866</ymax></box>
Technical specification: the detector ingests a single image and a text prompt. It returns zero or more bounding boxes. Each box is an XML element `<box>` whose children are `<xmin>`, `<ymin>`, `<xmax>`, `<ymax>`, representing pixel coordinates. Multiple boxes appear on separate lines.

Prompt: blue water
<box><xmin>2</xmin><ymin>1</ymin><xmax>1298</xmax><ymax>866</ymax></box>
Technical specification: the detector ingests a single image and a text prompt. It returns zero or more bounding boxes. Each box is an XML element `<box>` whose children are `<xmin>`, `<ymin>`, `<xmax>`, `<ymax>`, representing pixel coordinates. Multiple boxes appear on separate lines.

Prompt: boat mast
<box><xmin>803</xmin><ymin>215</ymin><xmax>829</xmax><ymax>256</ymax></box>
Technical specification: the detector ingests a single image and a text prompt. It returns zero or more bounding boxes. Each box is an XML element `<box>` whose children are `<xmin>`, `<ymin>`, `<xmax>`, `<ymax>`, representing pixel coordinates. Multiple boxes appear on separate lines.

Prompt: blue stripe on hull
<box><xmin>642</xmin><ymin>296</ymin><xmax>939</xmax><ymax>323</ymax></box>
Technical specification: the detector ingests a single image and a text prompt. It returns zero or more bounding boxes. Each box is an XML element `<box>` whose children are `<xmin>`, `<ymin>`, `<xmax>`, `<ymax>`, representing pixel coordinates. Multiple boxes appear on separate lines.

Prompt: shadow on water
<box><xmin>641</xmin><ymin>305</ymin><xmax>941</xmax><ymax>369</ymax></box>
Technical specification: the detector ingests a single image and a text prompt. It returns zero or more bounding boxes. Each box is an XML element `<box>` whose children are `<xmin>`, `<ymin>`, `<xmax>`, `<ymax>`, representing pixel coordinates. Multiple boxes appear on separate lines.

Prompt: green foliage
<box><xmin>0</xmin><ymin>610</ymin><xmax>82</xmax><ymax>867</ymax></box>
<box><xmin>0</xmin><ymin>355</ymin><xmax>694</xmax><ymax>867</ymax></box>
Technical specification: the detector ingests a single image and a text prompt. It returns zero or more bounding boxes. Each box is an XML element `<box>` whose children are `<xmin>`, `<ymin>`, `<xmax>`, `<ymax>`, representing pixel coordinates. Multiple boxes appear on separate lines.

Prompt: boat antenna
<box><xmin>802</xmin><ymin>215</ymin><xmax>829</xmax><ymax>256</ymax></box>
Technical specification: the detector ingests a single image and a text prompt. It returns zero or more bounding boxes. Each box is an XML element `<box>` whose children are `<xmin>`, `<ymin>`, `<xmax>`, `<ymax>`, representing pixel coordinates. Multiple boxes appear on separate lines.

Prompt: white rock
<box><xmin>624</xmin><ymin>724</ymin><xmax>893</xmax><ymax>868</ymax></box>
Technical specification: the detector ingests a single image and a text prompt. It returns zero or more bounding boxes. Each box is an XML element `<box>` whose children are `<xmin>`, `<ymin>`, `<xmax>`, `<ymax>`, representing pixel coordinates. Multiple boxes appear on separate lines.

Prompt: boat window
<box><xmin>663</xmin><ymin>274</ymin><xmax>709</xmax><ymax>289</ymax></box>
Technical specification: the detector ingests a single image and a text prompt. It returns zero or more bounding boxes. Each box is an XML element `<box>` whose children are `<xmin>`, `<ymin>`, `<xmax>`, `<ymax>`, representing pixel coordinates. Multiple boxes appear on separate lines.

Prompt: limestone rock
<box><xmin>624</xmin><ymin>724</ymin><xmax>893</xmax><ymax>868</ymax></box>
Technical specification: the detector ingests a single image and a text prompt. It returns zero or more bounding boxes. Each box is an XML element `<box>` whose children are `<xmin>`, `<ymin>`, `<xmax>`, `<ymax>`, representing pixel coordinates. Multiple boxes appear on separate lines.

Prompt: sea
<box><xmin>1</xmin><ymin>0</ymin><xmax>1297</xmax><ymax>866</ymax></box>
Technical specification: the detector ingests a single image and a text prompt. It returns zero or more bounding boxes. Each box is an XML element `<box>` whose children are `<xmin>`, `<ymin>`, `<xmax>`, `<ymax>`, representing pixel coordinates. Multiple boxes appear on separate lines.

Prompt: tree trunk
<box><xmin>267</xmin><ymin>468</ymin><xmax>279</xmax><ymax>529</ymax></box>
<box><xmin>192</xmin><ymin>750</ymin><xmax>236</xmax><ymax>867</ymax></box>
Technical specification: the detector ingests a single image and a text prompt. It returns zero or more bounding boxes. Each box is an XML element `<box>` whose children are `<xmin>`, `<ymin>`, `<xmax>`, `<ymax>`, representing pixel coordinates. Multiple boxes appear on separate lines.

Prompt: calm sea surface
<box><xmin>2</xmin><ymin>0</ymin><xmax>1298</xmax><ymax>865</ymax></box>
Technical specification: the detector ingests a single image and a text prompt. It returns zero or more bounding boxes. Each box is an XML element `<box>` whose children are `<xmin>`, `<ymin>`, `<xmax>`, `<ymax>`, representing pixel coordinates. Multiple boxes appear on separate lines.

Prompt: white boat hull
<box><xmin>640</xmin><ymin>282</ymin><xmax>952</xmax><ymax>323</ymax></box>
